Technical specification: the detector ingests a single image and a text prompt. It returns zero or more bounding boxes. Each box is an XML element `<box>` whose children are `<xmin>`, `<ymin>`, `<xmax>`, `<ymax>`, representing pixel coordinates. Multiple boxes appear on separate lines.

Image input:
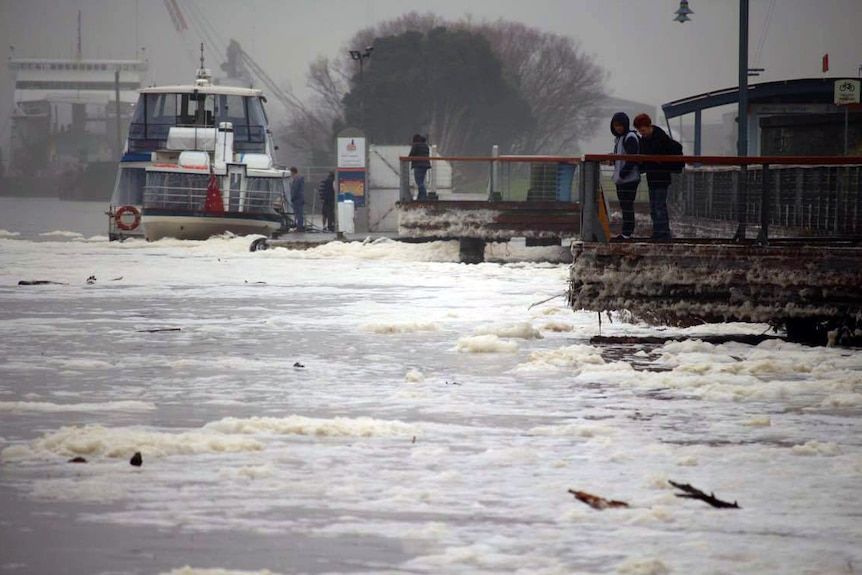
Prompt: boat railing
<box><xmin>143</xmin><ymin>185</ymin><xmax>281</xmax><ymax>214</ymax></box>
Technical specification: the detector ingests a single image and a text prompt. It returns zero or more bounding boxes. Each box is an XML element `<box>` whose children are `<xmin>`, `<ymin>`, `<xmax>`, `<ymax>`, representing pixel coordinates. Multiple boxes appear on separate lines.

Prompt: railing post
<box><xmin>580</xmin><ymin>159</ymin><xmax>606</xmax><ymax>242</ymax></box>
<box><xmin>757</xmin><ymin>163</ymin><xmax>770</xmax><ymax>245</ymax></box>
<box><xmin>488</xmin><ymin>145</ymin><xmax>501</xmax><ymax>201</ymax></box>
<box><xmin>733</xmin><ymin>163</ymin><xmax>748</xmax><ymax>241</ymax></box>
<box><xmin>429</xmin><ymin>144</ymin><xmax>438</xmax><ymax>199</ymax></box>
<box><xmin>399</xmin><ymin>158</ymin><xmax>412</xmax><ymax>203</ymax></box>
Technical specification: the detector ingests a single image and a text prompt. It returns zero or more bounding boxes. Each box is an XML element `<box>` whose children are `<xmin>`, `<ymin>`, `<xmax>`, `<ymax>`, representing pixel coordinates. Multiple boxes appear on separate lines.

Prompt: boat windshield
<box><xmin>109</xmin><ymin>166</ymin><xmax>146</xmax><ymax>205</ymax></box>
<box><xmin>128</xmin><ymin>92</ymin><xmax>267</xmax><ymax>153</ymax></box>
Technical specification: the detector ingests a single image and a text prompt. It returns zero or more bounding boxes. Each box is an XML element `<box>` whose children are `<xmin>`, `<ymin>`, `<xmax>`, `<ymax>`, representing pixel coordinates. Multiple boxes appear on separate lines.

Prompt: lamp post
<box><xmin>675</xmin><ymin>0</ymin><xmax>750</xmax><ymax>239</ymax></box>
<box><xmin>674</xmin><ymin>0</ymin><xmax>749</xmax><ymax>157</ymax></box>
<box><xmin>349</xmin><ymin>46</ymin><xmax>374</xmax><ymax>131</ymax></box>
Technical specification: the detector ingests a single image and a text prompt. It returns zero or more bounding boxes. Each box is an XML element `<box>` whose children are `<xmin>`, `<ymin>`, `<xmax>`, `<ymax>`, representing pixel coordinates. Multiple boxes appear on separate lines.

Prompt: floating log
<box><xmin>669</xmin><ymin>480</ymin><xmax>740</xmax><ymax>509</ymax></box>
<box><xmin>568</xmin><ymin>489</ymin><xmax>629</xmax><ymax>510</ymax></box>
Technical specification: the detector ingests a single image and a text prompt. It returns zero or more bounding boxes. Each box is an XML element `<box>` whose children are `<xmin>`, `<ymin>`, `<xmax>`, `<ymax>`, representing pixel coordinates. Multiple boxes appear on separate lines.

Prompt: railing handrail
<box><xmin>586</xmin><ymin>154</ymin><xmax>862</xmax><ymax>166</ymax></box>
<box><xmin>399</xmin><ymin>155</ymin><xmax>582</xmax><ymax>163</ymax></box>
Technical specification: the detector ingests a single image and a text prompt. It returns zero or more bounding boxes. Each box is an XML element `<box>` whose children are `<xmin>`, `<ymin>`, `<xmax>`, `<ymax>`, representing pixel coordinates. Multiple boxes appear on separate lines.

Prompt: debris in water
<box><xmin>568</xmin><ymin>489</ymin><xmax>629</xmax><ymax>510</ymax></box>
<box><xmin>68</xmin><ymin>456</ymin><xmax>87</xmax><ymax>463</ymax></box>
<box><xmin>669</xmin><ymin>480</ymin><xmax>740</xmax><ymax>509</ymax></box>
<box><xmin>130</xmin><ymin>452</ymin><xmax>143</xmax><ymax>467</ymax></box>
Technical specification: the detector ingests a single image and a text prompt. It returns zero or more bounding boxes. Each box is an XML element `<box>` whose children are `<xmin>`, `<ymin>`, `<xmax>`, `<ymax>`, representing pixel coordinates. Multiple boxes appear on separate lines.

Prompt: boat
<box><xmin>107</xmin><ymin>52</ymin><xmax>286</xmax><ymax>241</ymax></box>
<box><xmin>1</xmin><ymin>52</ymin><xmax>147</xmax><ymax>201</ymax></box>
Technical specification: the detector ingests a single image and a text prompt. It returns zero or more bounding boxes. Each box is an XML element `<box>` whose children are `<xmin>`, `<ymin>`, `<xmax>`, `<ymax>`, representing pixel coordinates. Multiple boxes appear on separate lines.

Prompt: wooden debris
<box><xmin>137</xmin><ymin>328</ymin><xmax>181</xmax><ymax>333</ymax></box>
<box><xmin>18</xmin><ymin>280</ymin><xmax>68</xmax><ymax>285</ymax></box>
<box><xmin>130</xmin><ymin>452</ymin><xmax>143</xmax><ymax>467</ymax></box>
<box><xmin>293</xmin><ymin>362</ymin><xmax>305</xmax><ymax>368</ymax></box>
<box><xmin>68</xmin><ymin>456</ymin><xmax>87</xmax><ymax>463</ymax></box>
<box><xmin>568</xmin><ymin>489</ymin><xmax>629</xmax><ymax>510</ymax></box>
<box><xmin>669</xmin><ymin>480</ymin><xmax>740</xmax><ymax>509</ymax></box>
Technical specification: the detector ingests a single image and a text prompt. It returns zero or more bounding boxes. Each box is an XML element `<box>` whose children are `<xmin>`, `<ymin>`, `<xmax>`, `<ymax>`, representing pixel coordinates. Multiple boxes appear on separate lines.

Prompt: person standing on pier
<box><xmin>289</xmin><ymin>166</ymin><xmax>306</xmax><ymax>231</ymax></box>
<box><xmin>610</xmin><ymin>112</ymin><xmax>641</xmax><ymax>240</ymax></box>
<box><xmin>633</xmin><ymin>113</ymin><xmax>673</xmax><ymax>240</ymax></box>
<box><xmin>408</xmin><ymin>134</ymin><xmax>431</xmax><ymax>200</ymax></box>
<box><xmin>318</xmin><ymin>171</ymin><xmax>336</xmax><ymax>232</ymax></box>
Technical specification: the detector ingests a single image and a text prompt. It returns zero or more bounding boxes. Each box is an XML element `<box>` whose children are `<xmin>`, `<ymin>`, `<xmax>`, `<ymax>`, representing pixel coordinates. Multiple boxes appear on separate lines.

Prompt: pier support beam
<box><xmin>459</xmin><ymin>238</ymin><xmax>486</xmax><ymax>264</ymax></box>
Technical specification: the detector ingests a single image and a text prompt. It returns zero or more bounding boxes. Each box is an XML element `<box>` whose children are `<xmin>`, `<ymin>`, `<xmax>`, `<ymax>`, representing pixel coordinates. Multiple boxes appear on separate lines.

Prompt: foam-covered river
<box><xmin>1</xmin><ymin>224</ymin><xmax>860</xmax><ymax>574</ymax></box>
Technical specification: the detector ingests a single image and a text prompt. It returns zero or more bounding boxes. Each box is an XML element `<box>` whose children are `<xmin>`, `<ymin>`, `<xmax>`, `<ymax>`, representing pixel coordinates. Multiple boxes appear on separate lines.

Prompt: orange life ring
<box><xmin>114</xmin><ymin>205</ymin><xmax>141</xmax><ymax>231</ymax></box>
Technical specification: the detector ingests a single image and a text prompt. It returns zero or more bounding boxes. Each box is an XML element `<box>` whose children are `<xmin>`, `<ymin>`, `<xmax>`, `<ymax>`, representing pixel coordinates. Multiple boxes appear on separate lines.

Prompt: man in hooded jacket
<box><xmin>610</xmin><ymin>112</ymin><xmax>641</xmax><ymax>239</ymax></box>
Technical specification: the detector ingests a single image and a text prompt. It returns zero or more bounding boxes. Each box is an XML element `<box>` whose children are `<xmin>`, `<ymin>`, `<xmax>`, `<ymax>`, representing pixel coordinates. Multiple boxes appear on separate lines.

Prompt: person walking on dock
<box><xmin>408</xmin><ymin>133</ymin><xmax>431</xmax><ymax>200</ymax></box>
<box><xmin>633</xmin><ymin>113</ymin><xmax>673</xmax><ymax>240</ymax></box>
<box><xmin>318</xmin><ymin>171</ymin><xmax>336</xmax><ymax>232</ymax></box>
<box><xmin>610</xmin><ymin>112</ymin><xmax>640</xmax><ymax>240</ymax></box>
<box><xmin>289</xmin><ymin>166</ymin><xmax>305</xmax><ymax>231</ymax></box>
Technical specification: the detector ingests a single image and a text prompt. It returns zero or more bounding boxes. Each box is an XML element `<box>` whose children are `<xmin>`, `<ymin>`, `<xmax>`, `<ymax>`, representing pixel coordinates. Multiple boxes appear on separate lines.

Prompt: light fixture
<box><xmin>674</xmin><ymin>0</ymin><xmax>694</xmax><ymax>23</ymax></box>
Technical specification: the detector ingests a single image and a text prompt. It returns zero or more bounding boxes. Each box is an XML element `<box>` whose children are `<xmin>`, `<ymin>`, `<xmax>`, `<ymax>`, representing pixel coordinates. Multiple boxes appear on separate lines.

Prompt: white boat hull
<box><xmin>143</xmin><ymin>213</ymin><xmax>280</xmax><ymax>241</ymax></box>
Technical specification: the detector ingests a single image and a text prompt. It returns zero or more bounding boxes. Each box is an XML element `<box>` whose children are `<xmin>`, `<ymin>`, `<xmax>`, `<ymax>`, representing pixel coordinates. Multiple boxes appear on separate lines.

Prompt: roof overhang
<box><xmin>662</xmin><ymin>78</ymin><xmax>842</xmax><ymax>119</ymax></box>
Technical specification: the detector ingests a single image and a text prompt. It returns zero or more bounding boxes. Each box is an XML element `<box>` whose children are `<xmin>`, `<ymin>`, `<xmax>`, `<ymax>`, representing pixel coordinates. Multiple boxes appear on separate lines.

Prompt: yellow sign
<box><xmin>339</xmin><ymin>179</ymin><xmax>364</xmax><ymax>197</ymax></box>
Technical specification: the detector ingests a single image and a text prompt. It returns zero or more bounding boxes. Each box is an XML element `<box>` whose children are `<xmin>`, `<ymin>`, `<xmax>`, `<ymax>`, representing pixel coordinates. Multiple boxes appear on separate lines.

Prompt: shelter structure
<box><xmin>662</xmin><ymin>77</ymin><xmax>862</xmax><ymax>156</ymax></box>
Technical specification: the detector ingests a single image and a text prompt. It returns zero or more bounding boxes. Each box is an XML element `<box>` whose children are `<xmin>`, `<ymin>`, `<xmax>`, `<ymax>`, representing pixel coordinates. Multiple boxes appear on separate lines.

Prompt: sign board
<box><xmin>337</xmin><ymin>137</ymin><xmax>366</xmax><ymax>168</ymax></box>
<box><xmin>338</xmin><ymin>170</ymin><xmax>365</xmax><ymax>207</ymax></box>
<box><xmin>834</xmin><ymin>79</ymin><xmax>860</xmax><ymax>105</ymax></box>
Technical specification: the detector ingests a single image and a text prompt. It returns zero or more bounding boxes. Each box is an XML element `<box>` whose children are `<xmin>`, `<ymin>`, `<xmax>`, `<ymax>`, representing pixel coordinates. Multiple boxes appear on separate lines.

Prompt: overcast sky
<box><xmin>1</xmin><ymin>0</ymin><xmax>861</xmax><ymax>139</ymax></box>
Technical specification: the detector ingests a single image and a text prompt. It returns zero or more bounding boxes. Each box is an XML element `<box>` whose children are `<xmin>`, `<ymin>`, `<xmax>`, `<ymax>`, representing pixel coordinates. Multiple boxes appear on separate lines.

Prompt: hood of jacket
<box><xmin>610</xmin><ymin>112</ymin><xmax>631</xmax><ymax>137</ymax></box>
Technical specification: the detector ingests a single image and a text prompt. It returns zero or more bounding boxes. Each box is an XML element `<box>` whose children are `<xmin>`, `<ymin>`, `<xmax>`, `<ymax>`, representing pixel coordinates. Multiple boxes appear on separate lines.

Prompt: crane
<box><xmin>160</xmin><ymin>1</ymin><xmax>299</xmax><ymax>120</ymax></box>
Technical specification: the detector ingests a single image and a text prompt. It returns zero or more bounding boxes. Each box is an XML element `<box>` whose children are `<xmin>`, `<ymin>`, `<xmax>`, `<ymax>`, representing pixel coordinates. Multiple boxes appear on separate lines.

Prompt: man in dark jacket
<box><xmin>633</xmin><ymin>113</ymin><xmax>673</xmax><ymax>239</ymax></box>
<box><xmin>408</xmin><ymin>133</ymin><xmax>431</xmax><ymax>200</ymax></box>
<box><xmin>289</xmin><ymin>166</ymin><xmax>305</xmax><ymax>231</ymax></box>
<box><xmin>318</xmin><ymin>171</ymin><xmax>336</xmax><ymax>232</ymax></box>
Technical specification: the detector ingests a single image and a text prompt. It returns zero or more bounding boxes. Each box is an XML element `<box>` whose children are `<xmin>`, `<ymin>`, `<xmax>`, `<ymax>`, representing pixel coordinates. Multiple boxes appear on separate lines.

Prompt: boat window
<box><xmin>128</xmin><ymin>93</ymin><xmax>177</xmax><ymax>148</ymax></box>
<box><xmin>215</xmin><ymin>95</ymin><xmax>266</xmax><ymax>153</ymax></box>
<box><xmin>179</xmin><ymin>93</ymin><xmax>215</xmax><ymax>127</ymax></box>
<box><xmin>110</xmin><ymin>167</ymin><xmax>146</xmax><ymax>205</ymax></box>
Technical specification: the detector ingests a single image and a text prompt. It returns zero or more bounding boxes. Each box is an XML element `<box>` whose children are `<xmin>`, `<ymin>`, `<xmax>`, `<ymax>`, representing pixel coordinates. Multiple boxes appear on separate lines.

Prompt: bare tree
<box><xmin>473</xmin><ymin>21</ymin><xmax>607</xmax><ymax>154</ymax></box>
<box><xmin>287</xmin><ymin>13</ymin><xmax>607</xmax><ymax>160</ymax></box>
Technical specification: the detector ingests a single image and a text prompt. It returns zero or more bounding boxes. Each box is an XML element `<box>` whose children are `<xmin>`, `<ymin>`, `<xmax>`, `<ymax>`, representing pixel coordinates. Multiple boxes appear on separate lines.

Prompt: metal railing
<box><xmin>397</xmin><ymin>155</ymin><xmax>581</xmax><ymax>203</ymax></box>
<box><xmin>583</xmin><ymin>154</ymin><xmax>862</xmax><ymax>243</ymax></box>
<box><xmin>143</xmin><ymin>185</ymin><xmax>281</xmax><ymax>214</ymax></box>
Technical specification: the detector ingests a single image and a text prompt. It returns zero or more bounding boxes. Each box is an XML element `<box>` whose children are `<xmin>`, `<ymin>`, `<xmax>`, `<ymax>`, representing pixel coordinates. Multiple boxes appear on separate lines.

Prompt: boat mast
<box><xmin>77</xmin><ymin>10</ymin><xmax>82</xmax><ymax>59</ymax></box>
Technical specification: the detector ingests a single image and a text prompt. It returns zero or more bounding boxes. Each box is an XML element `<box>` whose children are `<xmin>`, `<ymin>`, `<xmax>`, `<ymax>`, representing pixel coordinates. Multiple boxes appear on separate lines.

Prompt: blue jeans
<box><xmin>293</xmin><ymin>202</ymin><xmax>304</xmax><ymax>229</ymax></box>
<box><xmin>414</xmin><ymin>168</ymin><xmax>428</xmax><ymax>200</ymax></box>
<box><xmin>648</xmin><ymin>185</ymin><xmax>670</xmax><ymax>238</ymax></box>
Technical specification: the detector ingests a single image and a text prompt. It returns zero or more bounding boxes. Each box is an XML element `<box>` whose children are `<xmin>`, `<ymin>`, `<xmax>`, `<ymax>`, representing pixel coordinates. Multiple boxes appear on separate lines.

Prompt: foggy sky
<box><xmin>1</xmin><ymin>0</ymin><xmax>860</xmax><ymax>146</ymax></box>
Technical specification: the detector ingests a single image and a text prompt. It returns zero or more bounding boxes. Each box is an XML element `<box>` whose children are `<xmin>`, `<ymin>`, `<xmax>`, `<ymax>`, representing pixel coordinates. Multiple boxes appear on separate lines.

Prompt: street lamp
<box><xmin>674</xmin><ymin>0</ymin><xmax>750</xmax><ymax>239</ymax></box>
<box><xmin>673</xmin><ymin>0</ymin><xmax>748</xmax><ymax>157</ymax></box>
<box><xmin>349</xmin><ymin>46</ymin><xmax>374</xmax><ymax>130</ymax></box>
<box><xmin>673</xmin><ymin>0</ymin><xmax>693</xmax><ymax>23</ymax></box>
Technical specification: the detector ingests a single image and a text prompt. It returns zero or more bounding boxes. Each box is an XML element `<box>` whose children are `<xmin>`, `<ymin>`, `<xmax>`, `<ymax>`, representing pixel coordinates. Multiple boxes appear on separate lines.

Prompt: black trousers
<box><xmin>615</xmin><ymin>180</ymin><xmax>639</xmax><ymax>237</ymax></box>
